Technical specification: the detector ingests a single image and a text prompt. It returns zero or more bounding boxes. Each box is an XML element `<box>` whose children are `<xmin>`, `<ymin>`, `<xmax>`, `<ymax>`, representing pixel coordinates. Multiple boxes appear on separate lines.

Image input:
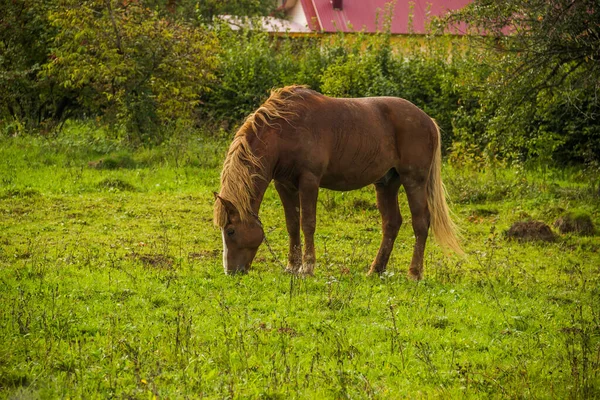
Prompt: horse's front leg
<box><xmin>298</xmin><ymin>174</ymin><xmax>319</xmax><ymax>276</ymax></box>
<box><xmin>274</xmin><ymin>182</ymin><xmax>302</xmax><ymax>273</ymax></box>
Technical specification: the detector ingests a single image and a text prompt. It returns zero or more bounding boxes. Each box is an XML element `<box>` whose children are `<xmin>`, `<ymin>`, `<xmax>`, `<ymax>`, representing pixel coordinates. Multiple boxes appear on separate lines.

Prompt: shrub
<box><xmin>199</xmin><ymin>26</ymin><xmax>332</xmax><ymax>125</ymax></box>
<box><xmin>45</xmin><ymin>0</ymin><xmax>219</xmax><ymax>145</ymax></box>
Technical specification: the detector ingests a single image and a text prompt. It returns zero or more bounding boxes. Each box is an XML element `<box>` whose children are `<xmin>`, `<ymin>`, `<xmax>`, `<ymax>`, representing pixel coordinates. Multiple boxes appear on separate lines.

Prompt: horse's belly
<box><xmin>320</xmin><ymin>165</ymin><xmax>391</xmax><ymax>191</ymax></box>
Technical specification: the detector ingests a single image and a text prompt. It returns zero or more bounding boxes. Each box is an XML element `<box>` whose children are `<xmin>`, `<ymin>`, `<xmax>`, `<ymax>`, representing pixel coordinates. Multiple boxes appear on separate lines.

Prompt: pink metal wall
<box><xmin>304</xmin><ymin>0</ymin><xmax>471</xmax><ymax>34</ymax></box>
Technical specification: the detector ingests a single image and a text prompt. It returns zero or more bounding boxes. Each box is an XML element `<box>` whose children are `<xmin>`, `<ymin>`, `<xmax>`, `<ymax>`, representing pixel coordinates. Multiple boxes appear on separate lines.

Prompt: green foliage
<box><xmin>89</xmin><ymin>153</ymin><xmax>138</xmax><ymax>170</ymax></box>
<box><xmin>44</xmin><ymin>0</ymin><xmax>219</xmax><ymax>144</ymax></box>
<box><xmin>448</xmin><ymin>0</ymin><xmax>600</xmax><ymax>75</ymax></box>
<box><xmin>451</xmin><ymin>48</ymin><xmax>600</xmax><ymax>164</ymax></box>
<box><xmin>200</xmin><ymin>29</ymin><xmax>288</xmax><ymax>123</ymax></box>
<box><xmin>320</xmin><ymin>33</ymin><xmax>397</xmax><ymax>98</ymax></box>
<box><xmin>194</xmin><ymin>0</ymin><xmax>278</xmax><ymax>22</ymax></box>
<box><xmin>446</xmin><ymin>0</ymin><xmax>600</xmax><ymax>164</ymax></box>
<box><xmin>200</xmin><ymin>27</ymin><xmax>329</xmax><ymax>124</ymax></box>
<box><xmin>138</xmin><ymin>0</ymin><xmax>278</xmax><ymax>23</ymax></box>
<box><xmin>0</xmin><ymin>0</ymin><xmax>75</xmax><ymax>133</ymax></box>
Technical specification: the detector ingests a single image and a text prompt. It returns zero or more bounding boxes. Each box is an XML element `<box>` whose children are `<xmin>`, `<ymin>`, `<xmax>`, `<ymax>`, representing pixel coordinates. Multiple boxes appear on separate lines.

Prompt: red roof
<box><xmin>299</xmin><ymin>0</ymin><xmax>471</xmax><ymax>34</ymax></box>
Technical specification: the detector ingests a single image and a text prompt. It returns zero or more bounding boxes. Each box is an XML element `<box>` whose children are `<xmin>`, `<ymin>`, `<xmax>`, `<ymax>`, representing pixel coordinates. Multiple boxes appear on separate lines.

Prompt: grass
<box><xmin>0</xmin><ymin>130</ymin><xmax>599</xmax><ymax>398</ymax></box>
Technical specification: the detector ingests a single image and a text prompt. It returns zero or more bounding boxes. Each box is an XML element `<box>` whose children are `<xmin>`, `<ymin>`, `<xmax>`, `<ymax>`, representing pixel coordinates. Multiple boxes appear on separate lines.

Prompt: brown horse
<box><xmin>214</xmin><ymin>85</ymin><xmax>462</xmax><ymax>279</ymax></box>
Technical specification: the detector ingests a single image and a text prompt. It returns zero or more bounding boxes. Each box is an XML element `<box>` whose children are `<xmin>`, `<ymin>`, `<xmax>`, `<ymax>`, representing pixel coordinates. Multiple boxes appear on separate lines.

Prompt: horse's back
<box><xmin>272</xmin><ymin>89</ymin><xmax>437</xmax><ymax>190</ymax></box>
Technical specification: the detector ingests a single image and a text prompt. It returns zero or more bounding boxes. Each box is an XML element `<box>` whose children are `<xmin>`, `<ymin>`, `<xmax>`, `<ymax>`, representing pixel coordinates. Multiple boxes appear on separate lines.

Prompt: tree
<box><xmin>0</xmin><ymin>0</ymin><xmax>76</xmax><ymax>133</ymax></box>
<box><xmin>193</xmin><ymin>0</ymin><xmax>278</xmax><ymax>23</ymax></box>
<box><xmin>446</xmin><ymin>0</ymin><xmax>600</xmax><ymax>163</ymax></box>
<box><xmin>140</xmin><ymin>0</ymin><xmax>279</xmax><ymax>24</ymax></box>
<box><xmin>43</xmin><ymin>0</ymin><xmax>219</xmax><ymax>143</ymax></box>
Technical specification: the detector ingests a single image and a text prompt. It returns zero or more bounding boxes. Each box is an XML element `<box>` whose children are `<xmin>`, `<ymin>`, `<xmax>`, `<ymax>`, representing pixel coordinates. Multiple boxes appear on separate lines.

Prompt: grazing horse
<box><xmin>214</xmin><ymin>85</ymin><xmax>462</xmax><ymax>279</ymax></box>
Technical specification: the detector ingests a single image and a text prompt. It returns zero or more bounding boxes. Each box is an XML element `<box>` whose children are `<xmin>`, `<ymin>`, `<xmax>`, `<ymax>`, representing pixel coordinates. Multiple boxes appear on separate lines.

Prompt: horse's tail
<box><xmin>427</xmin><ymin>121</ymin><xmax>463</xmax><ymax>255</ymax></box>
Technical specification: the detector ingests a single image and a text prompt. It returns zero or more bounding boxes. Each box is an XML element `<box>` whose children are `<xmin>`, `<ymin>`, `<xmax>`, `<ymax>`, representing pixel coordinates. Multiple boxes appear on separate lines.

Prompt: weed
<box><xmin>96</xmin><ymin>178</ymin><xmax>137</xmax><ymax>191</ymax></box>
<box><xmin>88</xmin><ymin>153</ymin><xmax>137</xmax><ymax>170</ymax></box>
<box><xmin>0</xmin><ymin>187</ymin><xmax>40</xmax><ymax>199</ymax></box>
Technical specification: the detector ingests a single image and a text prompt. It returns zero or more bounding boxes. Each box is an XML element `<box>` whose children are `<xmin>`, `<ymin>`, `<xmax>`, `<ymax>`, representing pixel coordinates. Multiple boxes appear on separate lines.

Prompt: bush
<box><xmin>44</xmin><ymin>0</ymin><xmax>219</xmax><ymax>145</ymax></box>
<box><xmin>199</xmin><ymin>26</ymin><xmax>330</xmax><ymax>125</ymax></box>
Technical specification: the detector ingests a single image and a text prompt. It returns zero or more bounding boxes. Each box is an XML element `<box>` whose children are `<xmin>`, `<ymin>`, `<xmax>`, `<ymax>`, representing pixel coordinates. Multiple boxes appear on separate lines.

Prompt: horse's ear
<box><xmin>215</xmin><ymin>194</ymin><xmax>240</xmax><ymax>219</ymax></box>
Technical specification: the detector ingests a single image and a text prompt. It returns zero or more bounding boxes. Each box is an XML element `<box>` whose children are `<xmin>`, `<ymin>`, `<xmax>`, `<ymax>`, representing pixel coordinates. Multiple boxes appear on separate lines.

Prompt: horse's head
<box><xmin>215</xmin><ymin>195</ymin><xmax>264</xmax><ymax>274</ymax></box>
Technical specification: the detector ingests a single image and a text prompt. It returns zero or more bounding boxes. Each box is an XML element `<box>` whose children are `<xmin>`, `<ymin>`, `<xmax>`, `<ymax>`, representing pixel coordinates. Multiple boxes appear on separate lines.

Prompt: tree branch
<box><xmin>105</xmin><ymin>0</ymin><xmax>123</xmax><ymax>55</ymax></box>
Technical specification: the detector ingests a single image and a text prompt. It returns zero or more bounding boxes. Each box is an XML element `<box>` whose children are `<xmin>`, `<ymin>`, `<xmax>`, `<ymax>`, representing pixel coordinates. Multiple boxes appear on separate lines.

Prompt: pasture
<box><xmin>1</xmin><ymin>133</ymin><xmax>599</xmax><ymax>398</ymax></box>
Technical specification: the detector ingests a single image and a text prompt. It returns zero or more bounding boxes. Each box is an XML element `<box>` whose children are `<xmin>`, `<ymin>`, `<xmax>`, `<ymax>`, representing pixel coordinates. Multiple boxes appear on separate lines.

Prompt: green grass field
<box><xmin>1</xmin><ymin>132</ymin><xmax>599</xmax><ymax>398</ymax></box>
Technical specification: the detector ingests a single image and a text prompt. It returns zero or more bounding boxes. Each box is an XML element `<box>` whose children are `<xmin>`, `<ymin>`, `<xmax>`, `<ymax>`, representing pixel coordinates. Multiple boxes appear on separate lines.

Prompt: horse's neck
<box><xmin>242</xmin><ymin>128</ymin><xmax>276</xmax><ymax>215</ymax></box>
<box><xmin>249</xmin><ymin>173</ymin><xmax>270</xmax><ymax>215</ymax></box>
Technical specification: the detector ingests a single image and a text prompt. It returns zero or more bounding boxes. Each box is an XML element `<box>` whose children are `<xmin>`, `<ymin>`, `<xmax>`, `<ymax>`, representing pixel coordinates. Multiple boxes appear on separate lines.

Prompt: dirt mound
<box><xmin>506</xmin><ymin>221</ymin><xmax>556</xmax><ymax>242</ymax></box>
<box><xmin>554</xmin><ymin>212</ymin><xmax>595</xmax><ymax>236</ymax></box>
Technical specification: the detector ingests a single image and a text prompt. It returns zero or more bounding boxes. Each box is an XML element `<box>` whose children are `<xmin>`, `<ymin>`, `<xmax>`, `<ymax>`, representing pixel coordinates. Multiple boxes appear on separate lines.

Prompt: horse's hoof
<box><xmin>408</xmin><ymin>270</ymin><xmax>423</xmax><ymax>281</ymax></box>
<box><xmin>367</xmin><ymin>264</ymin><xmax>385</xmax><ymax>276</ymax></box>
<box><xmin>285</xmin><ymin>265</ymin><xmax>300</xmax><ymax>274</ymax></box>
<box><xmin>298</xmin><ymin>264</ymin><xmax>314</xmax><ymax>276</ymax></box>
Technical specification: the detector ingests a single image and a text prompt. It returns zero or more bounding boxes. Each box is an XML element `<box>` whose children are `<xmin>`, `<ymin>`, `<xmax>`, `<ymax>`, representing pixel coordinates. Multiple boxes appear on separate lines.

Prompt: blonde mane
<box><xmin>214</xmin><ymin>85</ymin><xmax>307</xmax><ymax>227</ymax></box>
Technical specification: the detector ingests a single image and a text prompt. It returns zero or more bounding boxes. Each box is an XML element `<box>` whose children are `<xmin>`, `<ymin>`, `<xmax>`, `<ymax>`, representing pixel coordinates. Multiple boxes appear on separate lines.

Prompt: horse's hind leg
<box><xmin>403</xmin><ymin>180</ymin><xmax>431</xmax><ymax>281</ymax></box>
<box><xmin>368</xmin><ymin>173</ymin><xmax>402</xmax><ymax>275</ymax></box>
<box><xmin>275</xmin><ymin>182</ymin><xmax>302</xmax><ymax>273</ymax></box>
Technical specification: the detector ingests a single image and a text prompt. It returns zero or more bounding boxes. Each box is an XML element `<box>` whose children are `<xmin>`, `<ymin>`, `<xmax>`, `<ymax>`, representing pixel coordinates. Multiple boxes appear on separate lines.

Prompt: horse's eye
<box><xmin>226</xmin><ymin>228</ymin><xmax>235</xmax><ymax>237</ymax></box>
